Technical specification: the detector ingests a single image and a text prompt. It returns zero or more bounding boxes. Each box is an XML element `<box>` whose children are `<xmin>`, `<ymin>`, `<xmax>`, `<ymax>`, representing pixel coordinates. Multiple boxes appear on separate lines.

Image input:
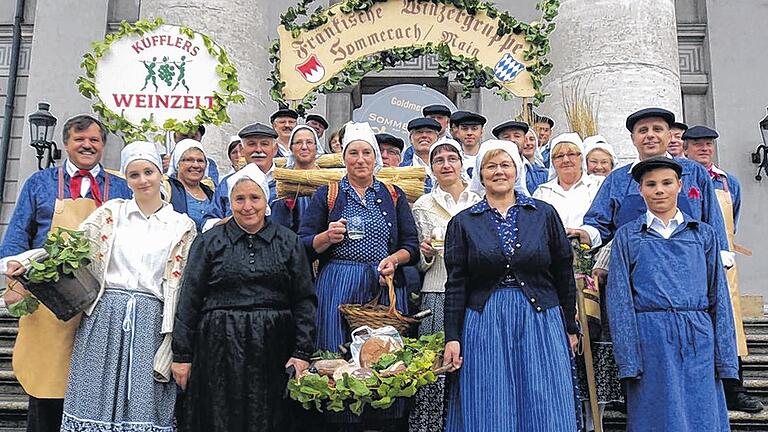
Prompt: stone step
<box><xmin>0</xmin><ymin>393</ymin><xmax>28</xmax><ymax>430</ymax></box>
<box><xmin>743</xmin><ymin>317</ymin><xmax>768</xmax><ymax>335</ymax></box>
<box><xmin>746</xmin><ymin>334</ymin><xmax>768</xmax><ymax>355</ymax></box>
<box><xmin>0</xmin><ymin>327</ymin><xmax>19</xmax><ymax>348</ymax></box>
<box><xmin>743</xmin><ymin>355</ymin><xmax>768</xmax><ymax>378</ymax></box>
<box><xmin>602</xmin><ymin>408</ymin><xmax>768</xmax><ymax>431</ymax></box>
<box><xmin>0</xmin><ymin>371</ymin><xmax>22</xmax><ymax>396</ymax></box>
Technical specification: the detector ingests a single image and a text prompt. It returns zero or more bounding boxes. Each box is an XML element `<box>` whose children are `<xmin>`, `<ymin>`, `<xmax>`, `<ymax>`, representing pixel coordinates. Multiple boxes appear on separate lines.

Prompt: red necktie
<box><xmin>70</xmin><ymin>169</ymin><xmax>103</xmax><ymax>206</ymax></box>
<box><xmin>707</xmin><ymin>166</ymin><xmax>721</xmax><ymax>182</ymax></box>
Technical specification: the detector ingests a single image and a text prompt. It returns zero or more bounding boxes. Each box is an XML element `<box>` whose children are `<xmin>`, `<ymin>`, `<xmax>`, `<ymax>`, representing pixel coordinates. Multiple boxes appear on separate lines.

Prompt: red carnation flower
<box><xmin>687</xmin><ymin>186</ymin><xmax>701</xmax><ymax>200</ymax></box>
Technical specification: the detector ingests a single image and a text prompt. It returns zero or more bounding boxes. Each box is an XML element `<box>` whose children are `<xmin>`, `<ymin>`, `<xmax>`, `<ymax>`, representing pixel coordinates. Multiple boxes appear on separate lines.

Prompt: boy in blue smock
<box><xmin>607</xmin><ymin>157</ymin><xmax>738</xmax><ymax>432</ymax></box>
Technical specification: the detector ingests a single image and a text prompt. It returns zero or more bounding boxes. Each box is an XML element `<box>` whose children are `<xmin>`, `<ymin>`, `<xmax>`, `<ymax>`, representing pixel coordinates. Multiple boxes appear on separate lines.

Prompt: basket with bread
<box><xmin>287</xmin><ymin>329</ymin><xmax>447</xmax><ymax>415</ymax></box>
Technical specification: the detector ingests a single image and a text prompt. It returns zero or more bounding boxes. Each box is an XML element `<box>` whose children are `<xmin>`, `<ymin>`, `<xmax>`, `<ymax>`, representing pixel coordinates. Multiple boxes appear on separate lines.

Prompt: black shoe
<box><xmin>727</xmin><ymin>392</ymin><xmax>764</xmax><ymax>413</ymax></box>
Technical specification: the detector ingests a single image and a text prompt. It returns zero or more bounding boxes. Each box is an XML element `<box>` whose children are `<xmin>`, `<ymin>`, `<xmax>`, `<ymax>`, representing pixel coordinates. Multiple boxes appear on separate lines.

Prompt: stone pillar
<box><xmin>140</xmin><ymin>0</ymin><xmax>277</xmax><ymax>166</ymax></box>
<box><xmin>18</xmin><ymin>0</ymin><xmax>111</xmax><ymax>179</ymax></box>
<box><xmin>540</xmin><ymin>0</ymin><xmax>682</xmax><ymax>161</ymax></box>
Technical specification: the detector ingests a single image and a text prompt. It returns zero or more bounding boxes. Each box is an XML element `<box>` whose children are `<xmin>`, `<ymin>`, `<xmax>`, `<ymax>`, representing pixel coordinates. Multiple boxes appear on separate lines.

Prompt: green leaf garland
<box><xmin>77</xmin><ymin>18</ymin><xmax>244</xmax><ymax>143</ymax></box>
<box><xmin>270</xmin><ymin>0</ymin><xmax>560</xmax><ymax>114</ymax></box>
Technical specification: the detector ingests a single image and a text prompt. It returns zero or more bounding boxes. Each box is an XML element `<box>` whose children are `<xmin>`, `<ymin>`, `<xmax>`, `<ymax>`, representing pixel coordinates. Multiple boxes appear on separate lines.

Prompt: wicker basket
<box><xmin>338</xmin><ymin>275</ymin><xmax>419</xmax><ymax>335</ymax></box>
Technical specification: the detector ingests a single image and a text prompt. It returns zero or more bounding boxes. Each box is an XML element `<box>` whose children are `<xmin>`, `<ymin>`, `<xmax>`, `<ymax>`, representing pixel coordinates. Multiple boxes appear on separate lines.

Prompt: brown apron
<box><xmin>12</xmin><ymin>167</ymin><xmax>109</xmax><ymax>398</ymax></box>
<box><xmin>714</xmin><ymin>187</ymin><xmax>748</xmax><ymax>356</ymax></box>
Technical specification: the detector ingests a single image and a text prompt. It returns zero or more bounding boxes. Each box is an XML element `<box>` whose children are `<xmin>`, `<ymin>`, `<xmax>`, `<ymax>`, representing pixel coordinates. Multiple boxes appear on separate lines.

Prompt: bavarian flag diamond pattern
<box><xmin>494</xmin><ymin>53</ymin><xmax>525</xmax><ymax>83</ymax></box>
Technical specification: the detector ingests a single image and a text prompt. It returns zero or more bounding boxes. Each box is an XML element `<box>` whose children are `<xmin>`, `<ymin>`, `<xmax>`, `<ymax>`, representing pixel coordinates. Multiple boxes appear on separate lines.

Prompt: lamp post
<box><xmin>28</xmin><ymin>101</ymin><xmax>61</xmax><ymax>171</ymax></box>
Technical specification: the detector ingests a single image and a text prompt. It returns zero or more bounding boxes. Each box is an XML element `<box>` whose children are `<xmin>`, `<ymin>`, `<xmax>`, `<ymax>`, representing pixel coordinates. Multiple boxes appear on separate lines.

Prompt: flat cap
<box><xmin>492</xmin><ymin>121</ymin><xmax>529</xmax><ymax>138</ymax></box>
<box><xmin>305</xmin><ymin>114</ymin><xmax>329</xmax><ymax>129</ymax></box>
<box><xmin>422</xmin><ymin>104</ymin><xmax>451</xmax><ymax>117</ymax></box>
<box><xmin>682</xmin><ymin>125</ymin><xmax>719</xmax><ymax>140</ymax></box>
<box><xmin>631</xmin><ymin>156</ymin><xmax>683</xmax><ymax>183</ymax></box>
<box><xmin>407</xmin><ymin>117</ymin><xmax>441</xmax><ymax>132</ymax></box>
<box><xmin>375</xmin><ymin>133</ymin><xmax>405</xmax><ymax>151</ymax></box>
<box><xmin>270</xmin><ymin>108</ymin><xmax>299</xmax><ymax>123</ymax></box>
<box><xmin>533</xmin><ymin>114</ymin><xmax>555</xmax><ymax>128</ymax></box>
<box><xmin>671</xmin><ymin>122</ymin><xmax>689</xmax><ymax>131</ymax></box>
<box><xmin>626</xmin><ymin>107</ymin><xmax>675</xmax><ymax>132</ymax></box>
<box><xmin>238</xmin><ymin>123</ymin><xmax>278</xmax><ymax>139</ymax></box>
<box><xmin>450</xmin><ymin>111</ymin><xmax>487</xmax><ymax>126</ymax></box>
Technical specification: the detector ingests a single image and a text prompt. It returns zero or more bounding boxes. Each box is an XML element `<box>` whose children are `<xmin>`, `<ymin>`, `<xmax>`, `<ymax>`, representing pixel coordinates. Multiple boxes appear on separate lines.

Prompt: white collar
<box><xmin>65</xmin><ymin>159</ymin><xmax>101</xmax><ymax>177</ymax></box>
<box><xmin>708</xmin><ymin>164</ymin><xmax>727</xmax><ymax>176</ymax></box>
<box><xmin>125</xmin><ymin>199</ymin><xmax>173</xmax><ymax>222</ymax></box>
<box><xmin>645</xmin><ymin>209</ymin><xmax>684</xmax><ymax>229</ymax></box>
<box><xmin>630</xmin><ymin>152</ymin><xmax>673</xmax><ymax>171</ymax></box>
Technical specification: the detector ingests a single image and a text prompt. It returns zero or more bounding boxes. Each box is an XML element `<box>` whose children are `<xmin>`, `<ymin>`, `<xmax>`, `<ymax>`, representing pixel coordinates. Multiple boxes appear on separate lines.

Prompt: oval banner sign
<box><xmin>78</xmin><ymin>19</ymin><xmax>243</xmax><ymax>140</ymax></box>
<box><xmin>96</xmin><ymin>25</ymin><xmax>220</xmax><ymax>125</ymax></box>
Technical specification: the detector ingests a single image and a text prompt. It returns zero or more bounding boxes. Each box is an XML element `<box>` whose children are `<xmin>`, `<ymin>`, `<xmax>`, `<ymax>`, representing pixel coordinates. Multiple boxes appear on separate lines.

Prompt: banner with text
<box><xmin>278</xmin><ymin>0</ymin><xmax>535</xmax><ymax>101</ymax></box>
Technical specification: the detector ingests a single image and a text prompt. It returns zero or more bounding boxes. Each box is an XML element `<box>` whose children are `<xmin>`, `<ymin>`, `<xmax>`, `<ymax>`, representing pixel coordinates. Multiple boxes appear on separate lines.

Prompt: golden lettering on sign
<box><xmin>278</xmin><ymin>0</ymin><xmax>534</xmax><ymax>100</ymax></box>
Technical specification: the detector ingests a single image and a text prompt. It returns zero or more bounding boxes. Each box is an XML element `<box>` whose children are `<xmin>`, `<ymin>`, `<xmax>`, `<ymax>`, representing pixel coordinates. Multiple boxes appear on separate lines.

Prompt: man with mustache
<box><xmin>401</xmin><ymin>117</ymin><xmax>441</xmax><ymax>193</ymax></box>
<box><xmin>201</xmin><ymin>123</ymin><xmax>279</xmax><ymax>231</ymax></box>
<box><xmin>450</xmin><ymin>111</ymin><xmax>486</xmax><ymax>177</ymax></box>
<box><xmin>270</xmin><ymin>108</ymin><xmax>299</xmax><ymax>158</ymax></box>
<box><xmin>0</xmin><ymin>115</ymin><xmax>132</xmax><ymax>432</ymax></box>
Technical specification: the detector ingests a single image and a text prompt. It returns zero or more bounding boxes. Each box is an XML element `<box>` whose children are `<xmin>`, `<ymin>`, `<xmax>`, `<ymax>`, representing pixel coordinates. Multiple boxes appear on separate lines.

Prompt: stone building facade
<box><xmin>0</xmin><ymin>0</ymin><xmax>766</xmax><ymax>296</ymax></box>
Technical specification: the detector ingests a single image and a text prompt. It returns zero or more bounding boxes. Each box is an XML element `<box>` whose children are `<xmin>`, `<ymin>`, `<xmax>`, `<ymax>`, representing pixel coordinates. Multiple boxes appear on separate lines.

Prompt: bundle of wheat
<box><xmin>274</xmin><ymin>153</ymin><xmax>345</xmax><ymax>168</ymax></box>
<box><xmin>562</xmin><ymin>79</ymin><xmax>599</xmax><ymax>139</ymax></box>
<box><xmin>274</xmin><ymin>166</ymin><xmax>426</xmax><ymax>203</ymax></box>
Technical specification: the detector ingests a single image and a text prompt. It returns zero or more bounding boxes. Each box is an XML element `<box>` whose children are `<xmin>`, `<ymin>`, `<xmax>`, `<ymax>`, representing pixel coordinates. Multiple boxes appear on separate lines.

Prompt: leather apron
<box><xmin>12</xmin><ymin>167</ymin><xmax>110</xmax><ymax>398</ymax></box>
<box><xmin>714</xmin><ymin>184</ymin><xmax>748</xmax><ymax>356</ymax></box>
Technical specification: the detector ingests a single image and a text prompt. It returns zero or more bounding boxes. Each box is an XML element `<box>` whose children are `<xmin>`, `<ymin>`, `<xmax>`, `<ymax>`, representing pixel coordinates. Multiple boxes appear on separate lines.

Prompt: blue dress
<box><xmin>607</xmin><ymin>213</ymin><xmax>738</xmax><ymax>431</ymax></box>
<box><xmin>445</xmin><ymin>197</ymin><xmax>577</xmax><ymax>432</ymax></box>
<box><xmin>313</xmin><ymin>178</ymin><xmax>408</xmax><ymax>351</ymax></box>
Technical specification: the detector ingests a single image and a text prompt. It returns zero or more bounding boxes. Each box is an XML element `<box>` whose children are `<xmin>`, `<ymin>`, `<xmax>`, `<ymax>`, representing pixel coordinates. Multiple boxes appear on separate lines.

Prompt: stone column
<box><xmin>17</xmin><ymin>0</ymin><xmax>111</xmax><ymax>180</ymax></box>
<box><xmin>539</xmin><ymin>0</ymin><xmax>682</xmax><ymax>161</ymax></box>
<box><xmin>140</xmin><ymin>0</ymin><xmax>278</xmax><ymax>166</ymax></box>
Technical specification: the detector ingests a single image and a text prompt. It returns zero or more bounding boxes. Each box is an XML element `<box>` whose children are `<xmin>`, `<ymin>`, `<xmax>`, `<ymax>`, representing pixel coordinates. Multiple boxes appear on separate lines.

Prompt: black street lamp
<box><xmin>28</xmin><ymin>102</ymin><xmax>61</xmax><ymax>171</ymax></box>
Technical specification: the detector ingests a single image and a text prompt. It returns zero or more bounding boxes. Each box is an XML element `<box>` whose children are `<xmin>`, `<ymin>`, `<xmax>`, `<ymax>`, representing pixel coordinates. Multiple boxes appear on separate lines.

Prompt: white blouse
<box><xmin>533</xmin><ymin>173</ymin><xmax>605</xmax><ymax>229</ymax></box>
<box><xmin>412</xmin><ymin>185</ymin><xmax>482</xmax><ymax>293</ymax></box>
<box><xmin>104</xmin><ymin>200</ymin><xmax>178</xmax><ymax>297</ymax></box>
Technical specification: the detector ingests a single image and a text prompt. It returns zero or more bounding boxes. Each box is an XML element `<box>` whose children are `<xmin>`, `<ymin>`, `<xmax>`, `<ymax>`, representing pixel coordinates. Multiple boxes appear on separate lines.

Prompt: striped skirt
<box><xmin>314</xmin><ymin>259</ymin><xmax>409</xmax><ymax>351</ymax></box>
<box><xmin>61</xmin><ymin>288</ymin><xmax>175</xmax><ymax>432</ymax></box>
<box><xmin>445</xmin><ymin>287</ymin><xmax>577</xmax><ymax>432</ymax></box>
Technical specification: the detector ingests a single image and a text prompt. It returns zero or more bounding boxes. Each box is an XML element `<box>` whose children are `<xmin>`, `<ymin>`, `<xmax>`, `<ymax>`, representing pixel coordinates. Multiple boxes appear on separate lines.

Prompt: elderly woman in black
<box><xmin>171</xmin><ymin>163</ymin><xmax>316</xmax><ymax>432</ymax></box>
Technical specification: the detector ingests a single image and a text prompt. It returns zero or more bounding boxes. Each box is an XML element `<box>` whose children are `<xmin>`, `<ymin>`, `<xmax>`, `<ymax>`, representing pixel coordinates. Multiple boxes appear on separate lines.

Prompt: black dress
<box><xmin>173</xmin><ymin>219</ymin><xmax>317</xmax><ymax>432</ymax></box>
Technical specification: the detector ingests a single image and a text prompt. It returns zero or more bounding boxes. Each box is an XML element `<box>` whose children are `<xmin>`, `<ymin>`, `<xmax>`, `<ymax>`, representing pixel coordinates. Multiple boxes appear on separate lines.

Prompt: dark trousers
<box><xmin>26</xmin><ymin>396</ymin><xmax>63</xmax><ymax>432</ymax></box>
<box><xmin>723</xmin><ymin>357</ymin><xmax>747</xmax><ymax>397</ymax></box>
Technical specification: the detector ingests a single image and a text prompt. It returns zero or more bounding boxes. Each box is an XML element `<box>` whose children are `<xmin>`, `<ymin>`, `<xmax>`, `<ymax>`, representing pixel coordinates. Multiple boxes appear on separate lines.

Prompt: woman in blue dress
<box><xmin>272</xmin><ymin>124</ymin><xmax>323</xmax><ymax>233</ymax></box>
<box><xmin>298</xmin><ymin>122</ymin><xmax>419</xmax><ymax>431</ymax></box>
<box><xmin>442</xmin><ymin>140</ymin><xmax>580</xmax><ymax>432</ymax></box>
<box><xmin>166</xmin><ymin>139</ymin><xmax>215</xmax><ymax>231</ymax></box>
